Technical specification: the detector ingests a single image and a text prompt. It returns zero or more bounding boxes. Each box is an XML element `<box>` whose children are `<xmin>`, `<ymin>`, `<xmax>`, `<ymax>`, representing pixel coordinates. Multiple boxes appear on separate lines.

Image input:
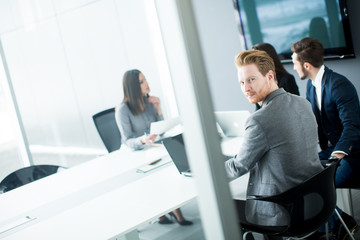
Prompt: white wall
<box><xmin>191</xmin><ymin>0</ymin><xmax>250</xmax><ymax>112</ymax></box>
<box><xmin>0</xmin><ymin>0</ymin><xmax>174</xmax><ymax>152</ymax></box>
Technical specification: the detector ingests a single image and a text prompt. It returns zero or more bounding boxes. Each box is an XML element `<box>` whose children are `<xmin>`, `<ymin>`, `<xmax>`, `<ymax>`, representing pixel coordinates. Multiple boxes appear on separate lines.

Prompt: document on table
<box><xmin>150</xmin><ymin>117</ymin><xmax>182</xmax><ymax>135</ymax></box>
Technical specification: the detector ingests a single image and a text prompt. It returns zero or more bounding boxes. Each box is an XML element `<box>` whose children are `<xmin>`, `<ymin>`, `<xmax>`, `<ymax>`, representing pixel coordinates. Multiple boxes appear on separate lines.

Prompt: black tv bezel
<box><xmin>232</xmin><ymin>0</ymin><xmax>355</xmax><ymax>63</ymax></box>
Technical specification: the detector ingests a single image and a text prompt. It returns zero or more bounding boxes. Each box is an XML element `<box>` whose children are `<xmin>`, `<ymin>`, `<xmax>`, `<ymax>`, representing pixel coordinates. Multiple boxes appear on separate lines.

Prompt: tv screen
<box><xmin>233</xmin><ymin>0</ymin><xmax>355</xmax><ymax>62</ymax></box>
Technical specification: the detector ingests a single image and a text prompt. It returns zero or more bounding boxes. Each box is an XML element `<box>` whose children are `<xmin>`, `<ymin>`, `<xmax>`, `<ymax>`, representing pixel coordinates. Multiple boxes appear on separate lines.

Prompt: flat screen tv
<box><xmin>233</xmin><ymin>0</ymin><xmax>355</xmax><ymax>63</ymax></box>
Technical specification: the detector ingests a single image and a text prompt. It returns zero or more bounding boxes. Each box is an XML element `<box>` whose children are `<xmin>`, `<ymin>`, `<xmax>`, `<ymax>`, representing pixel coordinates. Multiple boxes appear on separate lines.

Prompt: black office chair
<box><xmin>0</xmin><ymin>165</ymin><xmax>66</xmax><ymax>194</ymax></box>
<box><xmin>235</xmin><ymin>160</ymin><xmax>344</xmax><ymax>240</ymax></box>
<box><xmin>92</xmin><ymin>107</ymin><xmax>121</xmax><ymax>153</ymax></box>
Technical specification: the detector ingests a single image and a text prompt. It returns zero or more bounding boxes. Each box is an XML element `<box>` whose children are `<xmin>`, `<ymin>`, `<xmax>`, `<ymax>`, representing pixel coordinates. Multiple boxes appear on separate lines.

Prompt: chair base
<box><xmin>334</xmin><ymin>209</ymin><xmax>356</xmax><ymax>240</ymax></box>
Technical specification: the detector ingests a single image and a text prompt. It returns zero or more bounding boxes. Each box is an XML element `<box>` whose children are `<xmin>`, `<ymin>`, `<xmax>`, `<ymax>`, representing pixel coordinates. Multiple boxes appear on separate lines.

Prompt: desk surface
<box><xmin>0</xmin><ymin>137</ymin><xmax>247</xmax><ymax>239</ymax></box>
<box><xmin>0</xmin><ymin>146</ymin><xmax>169</xmax><ymax>218</ymax></box>
<box><xmin>0</xmin><ymin>145</ymin><xmax>170</xmax><ymax>238</ymax></box>
<box><xmin>2</xmin><ymin>165</ymin><xmax>197</xmax><ymax>240</ymax></box>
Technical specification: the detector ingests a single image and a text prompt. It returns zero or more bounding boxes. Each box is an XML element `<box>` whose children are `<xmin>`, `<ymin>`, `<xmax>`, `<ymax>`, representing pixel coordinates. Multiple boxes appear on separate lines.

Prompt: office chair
<box><xmin>0</xmin><ymin>165</ymin><xmax>66</xmax><ymax>194</ymax></box>
<box><xmin>92</xmin><ymin>107</ymin><xmax>121</xmax><ymax>153</ymax></box>
<box><xmin>235</xmin><ymin>160</ymin><xmax>355</xmax><ymax>240</ymax></box>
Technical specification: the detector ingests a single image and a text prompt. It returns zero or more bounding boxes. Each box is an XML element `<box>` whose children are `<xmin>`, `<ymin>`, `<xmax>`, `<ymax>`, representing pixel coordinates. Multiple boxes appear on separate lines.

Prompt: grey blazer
<box><xmin>225</xmin><ymin>89</ymin><xmax>324</xmax><ymax>226</ymax></box>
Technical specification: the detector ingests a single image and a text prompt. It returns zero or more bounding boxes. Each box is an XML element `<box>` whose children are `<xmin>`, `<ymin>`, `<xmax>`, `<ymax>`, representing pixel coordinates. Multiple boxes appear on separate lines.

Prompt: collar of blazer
<box><xmin>262</xmin><ymin>88</ymin><xmax>286</xmax><ymax>107</ymax></box>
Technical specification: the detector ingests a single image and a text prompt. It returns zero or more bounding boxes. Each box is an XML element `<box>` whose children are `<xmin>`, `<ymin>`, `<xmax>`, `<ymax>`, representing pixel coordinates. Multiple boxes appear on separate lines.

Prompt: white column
<box><xmin>154</xmin><ymin>0</ymin><xmax>242</xmax><ymax>239</ymax></box>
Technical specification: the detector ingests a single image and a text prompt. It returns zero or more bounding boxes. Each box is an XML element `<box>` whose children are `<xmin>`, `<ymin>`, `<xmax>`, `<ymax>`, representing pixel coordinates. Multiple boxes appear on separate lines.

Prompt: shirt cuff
<box><xmin>332</xmin><ymin>150</ymin><xmax>348</xmax><ymax>156</ymax></box>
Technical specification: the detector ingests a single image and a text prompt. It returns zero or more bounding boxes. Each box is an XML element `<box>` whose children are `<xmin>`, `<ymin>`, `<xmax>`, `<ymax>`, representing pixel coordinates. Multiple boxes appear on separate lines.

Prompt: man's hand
<box><xmin>331</xmin><ymin>152</ymin><xmax>345</xmax><ymax>159</ymax></box>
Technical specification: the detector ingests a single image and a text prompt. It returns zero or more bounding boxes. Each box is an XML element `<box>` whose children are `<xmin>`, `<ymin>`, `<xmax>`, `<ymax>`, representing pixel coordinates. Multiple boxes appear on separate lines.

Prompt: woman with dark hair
<box><xmin>115</xmin><ymin>69</ymin><xmax>192</xmax><ymax>226</ymax></box>
<box><xmin>252</xmin><ymin>43</ymin><xmax>300</xmax><ymax>96</ymax></box>
<box><xmin>115</xmin><ymin>69</ymin><xmax>162</xmax><ymax>150</ymax></box>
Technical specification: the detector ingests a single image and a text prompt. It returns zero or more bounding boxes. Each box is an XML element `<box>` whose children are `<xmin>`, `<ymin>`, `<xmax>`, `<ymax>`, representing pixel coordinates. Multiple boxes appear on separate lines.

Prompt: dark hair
<box><xmin>252</xmin><ymin>43</ymin><xmax>288</xmax><ymax>75</ymax></box>
<box><xmin>235</xmin><ymin>50</ymin><xmax>275</xmax><ymax>77</ymax></box>
<box><xmin>291</xmin><ymin>37</ymin><xmax>324</xmax><ymax>67</ymax></box>
<box><xmin>122</xmin><ymin>69</ymin><xmax>146</xmax><ymax>115</ymax></box>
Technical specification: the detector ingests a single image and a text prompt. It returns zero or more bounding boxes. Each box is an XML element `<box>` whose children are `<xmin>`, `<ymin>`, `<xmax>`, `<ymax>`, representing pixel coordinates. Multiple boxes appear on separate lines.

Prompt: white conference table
<box><xmin>0</xmin><ymin>137</ymin><xmax>247</xmax><ymax>240</ymax></box>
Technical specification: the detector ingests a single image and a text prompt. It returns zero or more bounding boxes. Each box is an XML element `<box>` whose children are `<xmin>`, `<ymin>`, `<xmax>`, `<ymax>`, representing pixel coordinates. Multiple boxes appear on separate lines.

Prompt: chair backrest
<box><xmin>92</xmin><ymin>107</ymin><xmax>121</xmax><ymax>153</ymax></box>
<box><xmin>268</xmin><ymin>161</ymin><xmax>339</xmax><ymax>236</ymax></box>
<box><xmin>239</xmin><ymin>160</ymin><xmax>339</xmax><ymax>237</ymax></box>
<box><xmin>0</xmin><ymin>165</ymin><xmax>65</xmax><ymax>193</ymax></box>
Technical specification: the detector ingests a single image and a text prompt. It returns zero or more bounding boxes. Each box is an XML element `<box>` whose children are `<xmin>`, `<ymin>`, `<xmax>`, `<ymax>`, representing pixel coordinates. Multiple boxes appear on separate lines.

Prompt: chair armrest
<box><xmin>246</xmin><ymin>193</ymin><xmax>295</xmax><ymax>217</ymax></box>
<box><xmin>246</xmin><ymin>194</ymin><xmax>284</xmax><ymax>203</ymax></box>
<box><xmin>321</xmin><ymin>156</ymin><xmax>339</xmax><ymax>167</ymax></box>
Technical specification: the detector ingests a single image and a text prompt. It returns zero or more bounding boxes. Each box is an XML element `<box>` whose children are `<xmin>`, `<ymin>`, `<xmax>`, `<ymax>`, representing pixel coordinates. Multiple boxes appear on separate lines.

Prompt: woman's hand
<box><xmin>148</xmin><ymin>96</ymin><xmax>162</xmax><ymax>116</ymax></box>
<box><xmin>141</xmin><ymin>134</ymin><xmax>157</xmax><ymax>145</ymax></box>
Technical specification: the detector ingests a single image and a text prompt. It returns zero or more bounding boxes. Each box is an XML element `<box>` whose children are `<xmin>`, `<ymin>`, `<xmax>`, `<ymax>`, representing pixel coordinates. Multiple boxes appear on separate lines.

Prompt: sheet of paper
<box><xmin>150</xmin><ymin>117</ymin><xmax>182</xmax><ymax>135</ymax></box>
<box><xmin>229</xmin><ymin>173</ymin><xmax>249</xmax><ymax>200</ymax></box>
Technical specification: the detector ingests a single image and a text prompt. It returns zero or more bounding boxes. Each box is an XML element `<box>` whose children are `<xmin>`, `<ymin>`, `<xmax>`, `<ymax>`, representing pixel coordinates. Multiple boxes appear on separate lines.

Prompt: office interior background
<box><xmin>0</xmin><ymin>0</ymin><xmax>359</xmax><ymax>232</ymax></box>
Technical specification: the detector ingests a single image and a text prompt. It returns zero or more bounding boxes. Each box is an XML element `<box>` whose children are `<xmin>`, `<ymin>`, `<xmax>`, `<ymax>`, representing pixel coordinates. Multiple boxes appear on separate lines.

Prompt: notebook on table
<box><xmin>162</xmin><ymin>134</ymin><xmax>192</xmax><ymax>177</ymax></box>
<box><xmin>215</xmin><ymin>110</ymin><xmax>250</xmax><ymax>137</ymax></box>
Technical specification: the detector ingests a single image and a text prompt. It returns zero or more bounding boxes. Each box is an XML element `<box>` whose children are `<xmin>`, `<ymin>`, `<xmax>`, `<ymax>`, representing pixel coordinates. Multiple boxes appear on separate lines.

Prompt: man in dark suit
<box><xmin>291</xmin><ymin>37</ymin><xmax>359</xmax><ymax>239</ymax></box>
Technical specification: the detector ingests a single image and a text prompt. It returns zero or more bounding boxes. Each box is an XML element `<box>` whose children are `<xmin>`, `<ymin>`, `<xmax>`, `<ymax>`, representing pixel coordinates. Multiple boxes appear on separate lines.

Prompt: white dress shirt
<box><xmin>311</xmin><ymin>65</ymin><xmax>325</xmax><ymax>110</ymax></box>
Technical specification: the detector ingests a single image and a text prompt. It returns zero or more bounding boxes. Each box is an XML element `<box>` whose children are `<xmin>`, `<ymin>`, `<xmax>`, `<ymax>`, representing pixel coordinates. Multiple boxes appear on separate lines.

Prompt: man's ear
<box><xmin>267</xmin><ymin>70</ymin><xmax>275</xmax><ymax>82</ymax></box>
<box><xmin>303</xmin><ymin>62</ymin><xmax>311</xmax><ymax>70</ymax></box>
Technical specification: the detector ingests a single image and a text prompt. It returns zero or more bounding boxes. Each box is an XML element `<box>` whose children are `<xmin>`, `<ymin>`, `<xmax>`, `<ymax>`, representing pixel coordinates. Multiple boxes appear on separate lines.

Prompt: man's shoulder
<box><xmin>324</xmin><ymin>67</ymin><xmax>357</xmax><ymax>93</ymax></box>
<box><xmin>324</xmin><ymin>66</ymin><xmax>349</xmax><ymax>83</ymax></box>
<box><xmin>273</xmin><ymin>89</ymin><xmax>307</xmax><ymax>104</ymax></box>
<box><xmin>262</xmin><ymin>91</ymin><xmax>309</xmax><ymax>114</ymax></box>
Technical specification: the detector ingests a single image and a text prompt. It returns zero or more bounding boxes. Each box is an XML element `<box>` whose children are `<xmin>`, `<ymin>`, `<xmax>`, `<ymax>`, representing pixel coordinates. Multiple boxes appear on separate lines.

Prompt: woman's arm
<box><xmin>115</xmin><ymin>105</ymin><xmax>145</xmax><ymax>150</ymax></box>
